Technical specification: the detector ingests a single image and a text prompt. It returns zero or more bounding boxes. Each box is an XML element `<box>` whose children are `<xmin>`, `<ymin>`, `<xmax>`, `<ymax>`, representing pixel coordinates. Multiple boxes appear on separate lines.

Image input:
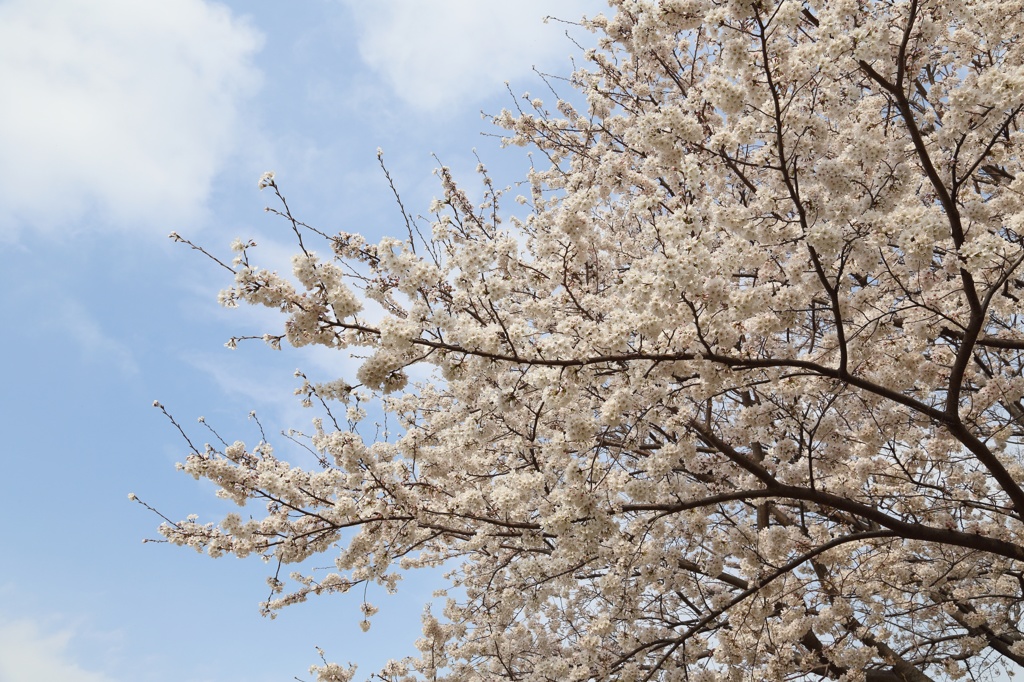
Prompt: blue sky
<box><xmin>0</xmin><ymin>1</ymin><xmax>602</xmax><ymax>680</ymax></box>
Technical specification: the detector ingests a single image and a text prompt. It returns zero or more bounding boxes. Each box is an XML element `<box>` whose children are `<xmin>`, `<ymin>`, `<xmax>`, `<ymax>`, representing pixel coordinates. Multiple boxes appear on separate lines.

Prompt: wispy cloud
<box><xmin>340</xmin><ymin>0</ymin><xmax>602</xmax><ymax>111</ymax></box>
<box><xmin>0</xmin><ymin>0</ymin><xmax>263</xmax><ymax>238</ymax></box>
<box><xmin>58</xmin><ymin>300</ymin><xmax>139</xmax><ymax>375</ymax></box>
<box><xmin>0</xmin><ymin>615</ymin><xmax>120</xmax><ymax>682</ymax></box>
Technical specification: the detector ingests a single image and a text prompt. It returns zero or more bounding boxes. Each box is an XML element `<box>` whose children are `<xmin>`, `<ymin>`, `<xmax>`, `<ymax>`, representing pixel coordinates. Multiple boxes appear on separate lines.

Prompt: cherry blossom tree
<box><xmin>149</xmin><ymin>0</ymin><xmax>1024</xmax><ymax>679</ymax></box>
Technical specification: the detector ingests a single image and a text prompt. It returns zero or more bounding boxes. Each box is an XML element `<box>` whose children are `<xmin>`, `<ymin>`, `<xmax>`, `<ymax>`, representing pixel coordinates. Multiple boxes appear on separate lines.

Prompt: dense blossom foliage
<box><xmin>154</xmin><ymin>0</ymin><xmax>1024</xmax><ymax>679</ymax></box>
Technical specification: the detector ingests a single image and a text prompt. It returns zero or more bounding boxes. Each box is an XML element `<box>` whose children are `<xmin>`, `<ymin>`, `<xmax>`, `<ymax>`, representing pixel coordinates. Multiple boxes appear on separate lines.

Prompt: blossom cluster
<box><xmin>158</xmin><ymin>1</ymin><xmax>1024</xmax><ymax>680</ymax></box>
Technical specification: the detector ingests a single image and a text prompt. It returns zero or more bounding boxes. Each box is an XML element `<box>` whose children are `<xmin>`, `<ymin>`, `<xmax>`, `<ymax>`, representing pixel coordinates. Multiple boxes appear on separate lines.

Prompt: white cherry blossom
<box><xmin>152</xmin><ymin>1</ymin><xmax>1024</xmax><ymax>680</ymax></box>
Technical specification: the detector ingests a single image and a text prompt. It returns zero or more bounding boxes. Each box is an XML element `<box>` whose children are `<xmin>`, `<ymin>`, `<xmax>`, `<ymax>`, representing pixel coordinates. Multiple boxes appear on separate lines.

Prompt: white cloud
<box><xmin>0</xmin><ymin>0</ymin><xmax>263</xmax><ymax>237</ymax></box>
<box><xmin>340</xmin><ymin>0</ymin><xmax>602</xmax><ymax>111</ymax></box>
<box><xmin>0</xmin><ymin>616</ymin><xmax>119</xmax><ymax>682</ymax></box>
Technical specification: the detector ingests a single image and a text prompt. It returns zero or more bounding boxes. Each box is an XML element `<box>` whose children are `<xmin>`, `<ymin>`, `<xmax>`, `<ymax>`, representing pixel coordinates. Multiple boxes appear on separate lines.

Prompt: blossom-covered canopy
<box><xmin>155</xmin><ymin>0</ymin><xmax>1024</xmax><ymax>679</ymax></box>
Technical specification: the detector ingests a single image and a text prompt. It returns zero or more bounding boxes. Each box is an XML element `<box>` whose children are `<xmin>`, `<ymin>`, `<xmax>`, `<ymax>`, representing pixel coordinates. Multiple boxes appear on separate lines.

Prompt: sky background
<box><xmin>0</xmin><ymin>1</ymin><xmax>603</xmax><ymax>680</ymax></box>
